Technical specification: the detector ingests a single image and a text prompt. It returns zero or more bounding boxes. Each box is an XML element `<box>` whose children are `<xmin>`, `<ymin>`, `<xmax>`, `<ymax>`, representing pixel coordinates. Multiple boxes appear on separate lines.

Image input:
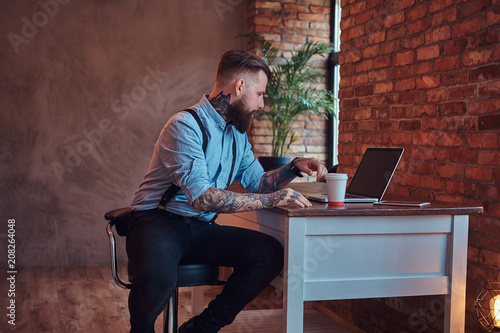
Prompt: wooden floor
<box><xmin>1</xmin><ymin>266</ymin><xmax>351</xmax><ymax>333</ymax></box>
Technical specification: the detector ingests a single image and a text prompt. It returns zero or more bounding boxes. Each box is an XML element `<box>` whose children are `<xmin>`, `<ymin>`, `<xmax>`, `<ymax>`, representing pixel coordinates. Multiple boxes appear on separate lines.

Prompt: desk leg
<box><xmin>283</xmin><ymin>217</ymin><xmax>307</xmax><ymax>333</ymax></box>
<box><xmin>444</xmin><ymin>215</ymin><xmax>469</xmax><ymax>333</ymax></box>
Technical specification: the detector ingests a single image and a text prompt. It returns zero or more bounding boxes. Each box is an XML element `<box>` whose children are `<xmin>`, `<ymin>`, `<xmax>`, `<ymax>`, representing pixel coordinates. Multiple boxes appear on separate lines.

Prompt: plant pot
<box><xmin>258</xmin><ymin>156</ymin><xmax>291</xmax><ymax>172</ymax></box>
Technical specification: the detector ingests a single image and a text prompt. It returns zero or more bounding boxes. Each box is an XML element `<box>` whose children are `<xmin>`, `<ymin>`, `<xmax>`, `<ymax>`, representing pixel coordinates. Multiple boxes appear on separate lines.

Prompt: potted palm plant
<box><xmin>241</xmin><ymin>34</ymin><xmax>336</xmax><ymax>171</ymax></box>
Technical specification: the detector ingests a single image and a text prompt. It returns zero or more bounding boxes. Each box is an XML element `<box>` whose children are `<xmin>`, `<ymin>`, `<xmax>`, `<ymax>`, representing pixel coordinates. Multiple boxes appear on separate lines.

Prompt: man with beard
<box><xmin>127</xmin><ymin>49</ymin><xmax>328</xmax><ymax>333</ymax></box>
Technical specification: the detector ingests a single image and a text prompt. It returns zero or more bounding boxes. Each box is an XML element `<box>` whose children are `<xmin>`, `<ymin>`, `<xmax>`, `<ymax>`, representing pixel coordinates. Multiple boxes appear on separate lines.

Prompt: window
<box><xmin>328</xmin><ymin>0</ymin><xmax>341</xmax><ymax>168</ymax></box>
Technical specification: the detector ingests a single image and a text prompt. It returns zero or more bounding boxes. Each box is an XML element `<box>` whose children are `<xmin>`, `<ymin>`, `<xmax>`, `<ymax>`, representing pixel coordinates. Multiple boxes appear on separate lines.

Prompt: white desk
<box><xmin>218</xmin><ymin>201</ymin><xmax>482</xmax><ymax>333</ymax></box>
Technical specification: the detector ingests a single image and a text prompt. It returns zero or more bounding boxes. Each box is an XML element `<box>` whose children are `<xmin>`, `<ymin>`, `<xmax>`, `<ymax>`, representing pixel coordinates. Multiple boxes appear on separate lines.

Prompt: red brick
<box><xmin>254</xmin><ymin>17</ymin><xmax>282</xmax><ymax>26</ymax></box>
<box><xmin>436</xmin><ymin>162</ymin><xmax>462</xmax><ymax>178</ymax></box>
<box><xmin>417</xmin><ymin>45</ymin><xmax>440</xmax><ymax>61</ymax></box>
<box><xmin>478</xmin><ymin>150</ymin><xmax>500</xmax><ymax>166</ymax></box>
<box><xmin>437</xmin><ymin>132</ymin><xmax>466</xmax><ymax>146</ymax></box>
<box><xmin>394</xmin><ymin>50</ymin><xmax>415</xmax><ymax>66</ymax></box>
<box><xmin>479</xmin><ymin>114</ymin><xmax>500</xmax><ymax>131</ymax></box>
<box><xmin>340</xmin><ymin>16</ymin><xmax>356</xmax><ymax>30</ymax></box>
<box><xmin>429</xmin><ymin>0</ymin><xmax>454</xmax><ymax>14</ymax></box>
<box><xmin>443</xmin><ymin>38</ymin><xmax>468</xmax><ymax>56</ymax></box>
<box><xmin>362</xmin><ymin>44</ymin><xmax>380</xmax><ymax>59</ymax></box>
<box><xmin>407</xmin><ymin>18</ymin><xmax>431</xmax><ymax>36</ymax></box>
<box><xmin>467</xmin><ymin>133</ymin><xmax>499</xmax><ymax>149</ymax></box>
<box><xmin>435</xmin><ymin>55</ymin><xmax>460</xmax><ymax>71</ymax></box>
<box><xmin>469</xmin><ymin>98</ymin><xmax>500</xmax><ymax>115</ymax></box>
<box><xmin>373</xmin><ymin>56</ymin><xmax>391</xmax><ymax>68</ymax></box>
<box><xmin>422</xmin><ymin>116</ymin><xmax>448</xmax><ymax>131</ymax></box>
<box><xmin>374</xmin><ymin>82</ymin><xmax>393</xmax><ymax>94</ymax></box>
<box><xmin>399</xmin><ymin>120</ymin><xmax>421</xmax><ymax>131</ymax></box>
<box><xmin>426</xmin><ymin>25</ymin><xmax>451</xmax><ymax>44</ymax></box>
<box><xmin>298</xmin><ymin>13</ymin><xmax>325</xmax><ymax>21</ymax></box>
<box><xmin>452</xmin><ymin>16</ymin><xmax>483</xmax><ymax>38</ymax></box>
<box><xmin>470</xmin><ymin>64</ymin><xmax>500</xmax><ymax>82</ymax></box>
<box><xmin>450</xmin><ymin>148</ymin><xmax>478</xmax><ymax>164</ymax></box>
<box><xmin>465</xmin><ymin>167</ymin><xmax>493</xmax><ymax>181</ymax></box>
<box><xmin>439</xmin><ymin>102</ymin><xmax>467</xmax><ymax>116</ymax></box>
<box><xmin>390</xmin><ymin>132</ymin><xmax>413</xmax><ymax>145</ymax></box>
<box><xmin>310</xmin><ymin>6</ymin><xmax>330</xmax><ymax>14</ymax></box>
<box><xmin>344</xmin><ymin>50</ymin><xmax>362</xmax><ymax>63</ymax></box>
<box><xmin>420</xmin><ymin>176</ymin><xmax>446</xmax><ymax>190</ymax></box>
<box><xmin>458</xmin><ymin>0</ymin><xmax>490</xmax><ymax>19</ymax></box>
<box><xmin>388</xmin><ymin>25</ymin><xmax>408</xmax><ymax>41</ymax></box>
<box><xmin>350</xmin><ymin>1</ymin><xmax>367</xmax><ymax>15</ymax></box>
<box><xmin>283</xmin><ymin>35</ymin><xmax>306</xmax><ymax>44</ymax></box>
<box><xmin>448</xmin><ymin>85</ymin><xmax>476</xmax><ymax>100</ymax></box>
<box><xmin>395</xmin><ymin>78</ymin><xmax>416</xmax><ymax>91</ymax></box>
<box><xmin>283</xmin><ymin>19</ymin><xmax>309</xmax><ymax>28</ymax></box>
<box><xmin>283</xmin><ymin>3</ymin><xmax>309</xmax><ymax>11</ymax></box>
<box><xmin>355</xmin><ymin>11</ymin><xmax>372</xmax><ymax>25</ymax></box>
<box><xmin>426</xmin><ymin>87</ymin><xmax>448</xmax><ymax>102</ymax></box>
<box><xmin>413</xmin><ymin>132</ymin><xmax>437</xmax><ymax>146</ymax></box>
<box><xmin>431</xmin><ymin>8</ymin><xmax>457</xmax><ymax>26</ymax></box>
<box><xmin>479</xmin><ymin>80</ymin><xmax>500</xmax><ymax>97</ymax></box>
<box><xmin>416</xmin><ymin>75</ymin><xmax>441</xmax><ymax>89</ymax></box>
<box><xmin>399</xmin><ymin>91</ymin><xmax>425</xmax><ymax>104</ymax></box>
<box><xmin>410</xmin><ymin>61</ymin><xmax>434</xmax><ymax>75</ymax></box>
<box><xmin>485</xmin><ymin>9</ymin><xmax>500</xmax><ymax>27</ymax></box>
<box><xmin>402</xmin><ymin>33</ymin><xmax>426</xmax><ymax>49</ymax></box>
<box><xmin>443</xmin><ymin>71</ymin><xmax>470</xmax><ymax>86</ymax></box>
<box><xmin>368</xmin><ymin>31</ymin><xmax>386</xmax><ymax>44</ymax></box>
<box><xmin>380</xmin><ymin>39</ymin><xmax>402</xmax><ymax>55</ymax></box>
<box><xmin>384</xmin><ymin>12</ymin><xmax>405</xmax><ymax>28</ymax></box>
<box><xmin>463</xmin><ymin>49</ymin><xmax>494</xmax><ymax>67</ymax></box>
<box><xmin>355</xmin><ymin>84</ymin><xmax>374</xmax><ymax>96</ymax></box>
<box><xmin>413</xmin><ymin>104</ymin><xmax>437</xmax><ymax>117</ymax></box>
<box><xmin>256</xmin><ymin>1</ymin><xmax>282</xmax><ymax>10</ymax></box>
<box><xmin>407</xmin><ymin>3</ymin><xmax>428</xmax><ymax>21</ymax></box>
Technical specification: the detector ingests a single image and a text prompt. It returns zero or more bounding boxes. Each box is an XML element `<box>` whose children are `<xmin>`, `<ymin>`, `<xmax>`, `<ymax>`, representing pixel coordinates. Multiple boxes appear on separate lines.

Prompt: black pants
<box><xmin>126</xmin><ymin>209</ymin><xmax>284</xmax><ymax>333</ymax></box>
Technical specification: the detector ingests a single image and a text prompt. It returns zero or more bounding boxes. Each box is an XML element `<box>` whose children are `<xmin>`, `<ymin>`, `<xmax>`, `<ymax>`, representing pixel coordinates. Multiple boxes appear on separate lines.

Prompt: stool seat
<box><xmin>105</xmin><ymin>207</ymin><xmax>221</xmax><ymax>332</ymax></box>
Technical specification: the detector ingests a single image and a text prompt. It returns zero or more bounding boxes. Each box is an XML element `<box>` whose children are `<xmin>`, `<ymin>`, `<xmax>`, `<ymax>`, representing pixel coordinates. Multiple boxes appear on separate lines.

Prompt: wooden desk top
<box><xmin>272</xmin><ymin>200</ymin><xmax>484</xmax><ymax>218</ymax></box>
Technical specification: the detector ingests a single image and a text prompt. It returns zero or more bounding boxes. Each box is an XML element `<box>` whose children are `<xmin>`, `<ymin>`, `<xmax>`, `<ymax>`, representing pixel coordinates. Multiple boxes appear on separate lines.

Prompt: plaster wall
<box><xmin>0</xmin><ymin>0</ymin><xmax>247</xmax><ymax>267</ymax></box>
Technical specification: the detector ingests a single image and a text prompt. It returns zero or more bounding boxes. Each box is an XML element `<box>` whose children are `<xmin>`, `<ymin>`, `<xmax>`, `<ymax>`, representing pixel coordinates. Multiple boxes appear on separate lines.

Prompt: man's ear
<box><xmin>234</xmin><ymin>78</ymin><xmax>245</xmax><ymax>97</ymax></box>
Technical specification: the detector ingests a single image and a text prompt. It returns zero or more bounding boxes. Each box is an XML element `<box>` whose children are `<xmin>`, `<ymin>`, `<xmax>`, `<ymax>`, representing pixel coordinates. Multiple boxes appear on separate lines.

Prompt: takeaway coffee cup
<box><xmin>325</xmin><ymin>173</ymin><xmax>348</xmax><ymax>206</ymax></box>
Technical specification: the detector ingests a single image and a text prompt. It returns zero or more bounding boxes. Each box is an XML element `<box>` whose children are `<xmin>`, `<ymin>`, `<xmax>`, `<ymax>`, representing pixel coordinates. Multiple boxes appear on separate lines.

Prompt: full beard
<box><xmin>226</xmin><ymin>97</ymin><xmax>256</xmax><ymax>133</ymax></box>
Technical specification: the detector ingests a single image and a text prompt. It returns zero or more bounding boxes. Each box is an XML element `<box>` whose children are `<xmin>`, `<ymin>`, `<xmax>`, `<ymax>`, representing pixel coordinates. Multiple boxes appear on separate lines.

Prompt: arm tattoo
<box><xmin>193</xmin><ymin>187</ymin><xmax>288</xmax><ymax>213</ymax></box>
<box><xmin>209</xmin><ymin>91</ymin><xmax>231</xmax><ymax>120</ymax></box>
<box><xmin>257</xmin><ymin>164</ymin><xmax>296</xmax><ymax>193</ymax></box>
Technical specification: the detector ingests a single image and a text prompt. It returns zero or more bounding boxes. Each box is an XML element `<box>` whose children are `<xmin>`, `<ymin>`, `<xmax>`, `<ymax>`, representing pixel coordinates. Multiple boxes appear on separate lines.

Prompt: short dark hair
<box><xmin>216</xmin><ymin>49</ymin><xmax>271</xmax><ymax>83</ymax></box>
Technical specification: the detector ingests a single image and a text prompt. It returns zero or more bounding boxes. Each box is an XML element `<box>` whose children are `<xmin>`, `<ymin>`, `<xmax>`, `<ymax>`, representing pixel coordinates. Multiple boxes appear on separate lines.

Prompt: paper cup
<box><xmin>325</xmin><ymin>173</ymin><xmax>348</xmax><ymax>206</ymax></box>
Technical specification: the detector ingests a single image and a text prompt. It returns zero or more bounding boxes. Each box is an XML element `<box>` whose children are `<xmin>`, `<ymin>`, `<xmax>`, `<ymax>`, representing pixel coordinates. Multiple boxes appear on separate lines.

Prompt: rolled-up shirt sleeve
<box><xmin>157</xmin><ymin>115</ymin><xmax>211</xmax><ymax>204</ymax></box>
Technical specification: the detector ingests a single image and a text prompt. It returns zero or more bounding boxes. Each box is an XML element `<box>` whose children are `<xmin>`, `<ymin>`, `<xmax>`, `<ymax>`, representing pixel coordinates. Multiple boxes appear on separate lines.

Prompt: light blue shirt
<box><xmin>130</xmin><ymin>95</ymin><xmax>265</xmax><ymax>222</ymax></box>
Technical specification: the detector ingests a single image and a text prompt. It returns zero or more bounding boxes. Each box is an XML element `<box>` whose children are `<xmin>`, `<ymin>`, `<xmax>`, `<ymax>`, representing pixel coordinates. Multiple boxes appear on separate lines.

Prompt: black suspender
<box><xmin>158</xmin><ymin>109</ymin><xmax>236</xmax><ymax>210</ymax></box>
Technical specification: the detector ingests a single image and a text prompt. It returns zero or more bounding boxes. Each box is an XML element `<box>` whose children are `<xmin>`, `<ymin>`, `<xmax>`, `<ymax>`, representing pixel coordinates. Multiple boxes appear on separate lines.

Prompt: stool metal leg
<box><xmin>163</xmin><ymin>288</ymin><xmax>179</xmax><ymax>333</ymax></box>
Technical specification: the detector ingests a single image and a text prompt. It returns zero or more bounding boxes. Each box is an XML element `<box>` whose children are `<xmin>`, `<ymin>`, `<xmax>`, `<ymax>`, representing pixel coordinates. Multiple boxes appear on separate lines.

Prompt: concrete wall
<box><xmin>0</xmin><ymin>0</ymin><xmax>247</xmax><ymax>267</ymax></box>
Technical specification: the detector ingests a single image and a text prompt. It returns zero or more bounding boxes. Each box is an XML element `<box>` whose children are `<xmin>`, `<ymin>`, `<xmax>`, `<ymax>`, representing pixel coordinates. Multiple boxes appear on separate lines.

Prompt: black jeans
<box><xmin>126</xmin><ymin>209</ymin><xmax>284</xmax><ymax>333</ymax></box>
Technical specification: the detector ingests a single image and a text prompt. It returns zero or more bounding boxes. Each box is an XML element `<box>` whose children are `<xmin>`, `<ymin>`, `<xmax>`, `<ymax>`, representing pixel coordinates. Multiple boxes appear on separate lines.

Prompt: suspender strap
<box><xmin>158</xmin><ymin>109</ymin><xmax>238</xmax><ymax>211</ymax></box>
<box><xmin>158</xmin><ymin>109</ymin><xmax>206</xmax><ymax>210</ymax></box>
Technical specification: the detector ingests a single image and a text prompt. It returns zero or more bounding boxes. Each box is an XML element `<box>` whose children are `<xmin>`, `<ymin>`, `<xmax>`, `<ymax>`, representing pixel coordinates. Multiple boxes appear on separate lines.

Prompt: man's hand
<box><xmin>293</xmin><ymin>158</ymin><xmax>329</xmax><ymax>182</ymax></box>
<box><xmin>271</xmin><ymin>188</ymin><xmax>312</xmax><ymax>208</ymax></box>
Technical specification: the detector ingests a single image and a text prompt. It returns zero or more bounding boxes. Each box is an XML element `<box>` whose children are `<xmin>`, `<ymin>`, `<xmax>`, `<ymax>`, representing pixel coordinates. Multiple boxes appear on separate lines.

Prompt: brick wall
<box><xmin>333</xmin><ymin>0</ymin><xmax>500</xmax><ymax>332</ymax></box>
<box><xmin>247</xmin><ymin>0</ymin><xmax>332</xmax><ymax>161</ymax></box>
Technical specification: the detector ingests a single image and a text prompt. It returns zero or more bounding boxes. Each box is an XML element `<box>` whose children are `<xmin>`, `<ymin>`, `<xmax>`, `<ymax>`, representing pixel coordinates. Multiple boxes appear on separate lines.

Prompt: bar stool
<box><xmin>105</xmin><ymin>207</ymin><xmax>221</xmax><ymax>333</ymax></box>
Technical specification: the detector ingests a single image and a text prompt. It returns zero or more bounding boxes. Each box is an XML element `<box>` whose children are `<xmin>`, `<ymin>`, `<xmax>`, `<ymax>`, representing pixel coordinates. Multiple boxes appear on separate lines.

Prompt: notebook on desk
<box><xmin>289</xmin><ymin>148</ymin><xmax>404</xmax><ymax>203</ymax></box>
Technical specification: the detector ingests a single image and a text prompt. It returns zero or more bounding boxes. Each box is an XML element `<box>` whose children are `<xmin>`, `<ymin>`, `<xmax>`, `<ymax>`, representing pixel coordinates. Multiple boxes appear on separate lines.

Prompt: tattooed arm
<box><xmin>192</xmin><ymin>158</ymin><xmax>328</xmax><ymax>214</ymax></box>
<box><xmin>192</xmin><ymin>187</ymin><xmax>308</xmax><ymax>213</ymax></box>
<box><xmin>257</xmin><ymin>158</ymin><xmax>329</xmax><ymax>193</ymax></box>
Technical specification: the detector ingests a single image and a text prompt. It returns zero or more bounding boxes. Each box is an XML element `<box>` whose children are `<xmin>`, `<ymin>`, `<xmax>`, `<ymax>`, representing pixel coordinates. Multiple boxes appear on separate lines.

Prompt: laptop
<box><xmin>289</xmin><ymin>148</ymin><xmax>404</xmax><ymax>203</ymax></box>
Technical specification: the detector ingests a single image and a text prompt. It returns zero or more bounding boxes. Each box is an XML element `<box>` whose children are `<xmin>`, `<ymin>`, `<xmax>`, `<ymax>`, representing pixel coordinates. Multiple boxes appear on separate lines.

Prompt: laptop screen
<box><xmin>347</xmin><ymin>148</ymin><xmax>404</xmax><ymax>199</ymax></box>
